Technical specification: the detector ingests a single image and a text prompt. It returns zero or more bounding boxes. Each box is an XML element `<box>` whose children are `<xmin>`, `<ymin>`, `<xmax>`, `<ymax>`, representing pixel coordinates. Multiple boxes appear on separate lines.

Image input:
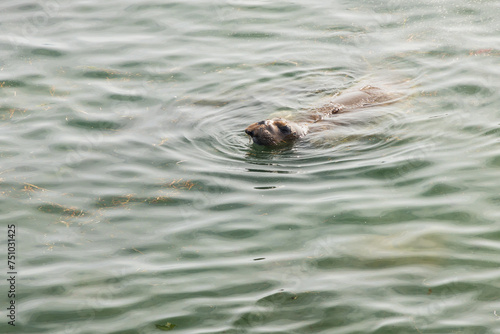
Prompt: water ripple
<box><xmin>2</xmin><ymin>0</ymin><xmax>500</xmax><ymax>333</ymax></box>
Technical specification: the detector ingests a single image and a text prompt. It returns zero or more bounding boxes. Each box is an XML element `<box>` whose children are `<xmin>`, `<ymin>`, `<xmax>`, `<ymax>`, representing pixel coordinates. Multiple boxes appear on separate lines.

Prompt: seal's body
<box><xmin>245</xmin><ymin>85</ymin><xmax>391</xmax><ymax>146</ymax></box>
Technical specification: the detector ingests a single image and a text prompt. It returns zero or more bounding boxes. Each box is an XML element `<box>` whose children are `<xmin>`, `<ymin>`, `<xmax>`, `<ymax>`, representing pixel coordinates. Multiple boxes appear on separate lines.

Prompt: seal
<box><xmin>245</xmin><ymin>85</ymin><xmax>393</xmax><ymax>146</ymax></box>
<box><xmin>245</xmin><ymin>118</ymin><xmax>308</xmax><ymax>146</ymax></box>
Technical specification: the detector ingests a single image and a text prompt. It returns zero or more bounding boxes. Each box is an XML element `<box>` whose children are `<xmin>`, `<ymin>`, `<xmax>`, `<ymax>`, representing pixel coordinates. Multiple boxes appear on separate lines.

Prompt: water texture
<box><xmin>1</xmin><ymin>0</ymin><xmax>500</xmax><ymax>333</ymax></box>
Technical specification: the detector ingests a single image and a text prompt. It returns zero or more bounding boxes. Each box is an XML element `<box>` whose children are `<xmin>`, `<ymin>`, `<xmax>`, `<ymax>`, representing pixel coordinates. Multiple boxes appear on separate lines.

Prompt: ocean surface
<box><xmin>1</xmin><ymin>0</ymin><xmax>500</xmax><ymax>333</ymax></box>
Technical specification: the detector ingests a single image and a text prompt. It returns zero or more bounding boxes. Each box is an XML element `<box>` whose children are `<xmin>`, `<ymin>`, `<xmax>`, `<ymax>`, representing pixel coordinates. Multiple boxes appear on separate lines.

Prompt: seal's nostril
<box><xmin>245</xmin><ymin>129</ymin><xmax>253</xmax><ymax>136</ymax></box>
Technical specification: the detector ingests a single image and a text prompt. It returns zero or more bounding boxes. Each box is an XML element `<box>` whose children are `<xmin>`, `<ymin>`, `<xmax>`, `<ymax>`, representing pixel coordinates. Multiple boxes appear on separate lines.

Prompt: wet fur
<box><xmin>245</xmin><ymin>85</ymin><xmax>392</xmax><ymax>146</ymax></box>
<box><xmin>245</xmin><ymin>118</ymin><xmax>308</xmax><ymax>146</ymax></box>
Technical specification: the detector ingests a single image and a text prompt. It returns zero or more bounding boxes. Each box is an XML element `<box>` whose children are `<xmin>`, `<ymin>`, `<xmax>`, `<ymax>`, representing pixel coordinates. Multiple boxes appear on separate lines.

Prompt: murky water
<box><xmin>1</xmin><ymin>0</ymin><xmax>500</xmax><ymax>333</ymax></box>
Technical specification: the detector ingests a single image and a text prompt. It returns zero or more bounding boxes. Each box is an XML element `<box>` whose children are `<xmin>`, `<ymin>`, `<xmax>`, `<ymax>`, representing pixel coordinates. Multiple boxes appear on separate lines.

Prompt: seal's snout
<box><xmin>245</xmin><ymin>129</ymin><xmax>253</xmax><ymax>137</ymax></box>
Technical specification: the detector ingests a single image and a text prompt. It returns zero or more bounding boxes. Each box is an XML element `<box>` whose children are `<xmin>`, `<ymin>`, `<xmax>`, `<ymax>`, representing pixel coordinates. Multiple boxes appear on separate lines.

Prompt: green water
<box><xmin>1</xmin><ymin>0</ymin><xmax>500</xmax><ymax>333</ymax></box>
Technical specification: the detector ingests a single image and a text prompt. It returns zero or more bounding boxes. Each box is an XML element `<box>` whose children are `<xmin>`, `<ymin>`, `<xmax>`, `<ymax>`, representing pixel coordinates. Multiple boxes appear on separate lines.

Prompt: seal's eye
<box><xmin>277</xmin><ymin>124</ymin><xmax>291</xmax><ymax>134</ymax></box>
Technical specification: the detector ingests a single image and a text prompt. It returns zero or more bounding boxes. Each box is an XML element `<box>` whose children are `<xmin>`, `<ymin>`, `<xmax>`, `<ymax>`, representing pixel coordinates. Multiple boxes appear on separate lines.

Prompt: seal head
<box><xmin>245</xmin><ymin>118</ymin><xmax>308</xmax><ymax>146</ymax></box>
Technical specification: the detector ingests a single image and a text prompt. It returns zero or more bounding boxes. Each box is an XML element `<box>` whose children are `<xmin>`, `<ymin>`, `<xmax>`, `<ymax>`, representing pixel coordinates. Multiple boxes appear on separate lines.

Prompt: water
<box><xmin>1</xmin><ymin>0</ymin><xmax>500</xmax><ymax>333</ymax></box>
